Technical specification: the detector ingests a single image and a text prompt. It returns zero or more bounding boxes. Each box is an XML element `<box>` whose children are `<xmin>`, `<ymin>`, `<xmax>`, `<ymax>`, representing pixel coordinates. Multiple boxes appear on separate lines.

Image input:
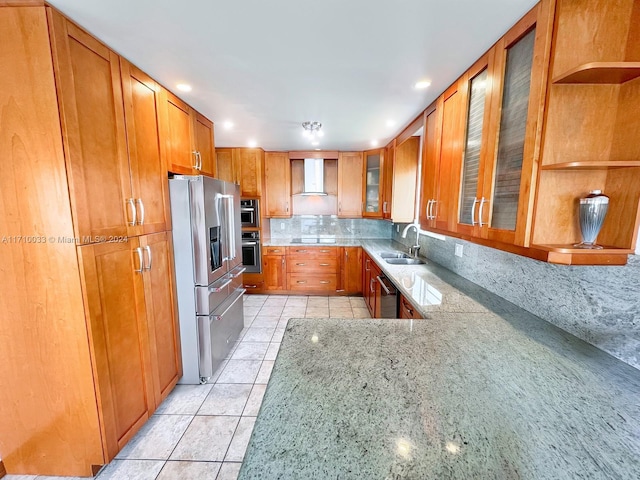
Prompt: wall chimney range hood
<box><xmin>299</xmin><ymin>158</ymin><xmax>327</xmax><ymax>196</ymax></box>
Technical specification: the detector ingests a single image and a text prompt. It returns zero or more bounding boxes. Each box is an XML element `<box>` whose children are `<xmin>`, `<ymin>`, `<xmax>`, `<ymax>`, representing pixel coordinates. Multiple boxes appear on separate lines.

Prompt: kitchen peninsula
<box><xmin>239</xmin><ymin>244</ymin><xmax>640</xmax><ymax>479</ymax></box>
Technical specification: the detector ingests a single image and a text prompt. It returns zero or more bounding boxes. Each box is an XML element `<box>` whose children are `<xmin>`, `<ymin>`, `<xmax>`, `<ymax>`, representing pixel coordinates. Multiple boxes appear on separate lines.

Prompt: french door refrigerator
<box><xmin>169</xmin><ymin>175</ymin><xmax>245</xmax><ymax>384</ymax></box>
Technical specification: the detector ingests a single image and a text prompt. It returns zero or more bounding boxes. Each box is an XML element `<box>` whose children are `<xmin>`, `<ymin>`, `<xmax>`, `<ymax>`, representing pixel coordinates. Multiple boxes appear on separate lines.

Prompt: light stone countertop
<box><xmin>240</xmin><ymin>239</ymin><xmax>640</xmax><ymax>479</ymax></box>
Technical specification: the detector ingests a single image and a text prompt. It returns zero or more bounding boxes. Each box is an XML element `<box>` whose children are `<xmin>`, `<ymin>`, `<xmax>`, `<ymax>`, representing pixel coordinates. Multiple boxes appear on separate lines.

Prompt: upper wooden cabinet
<box><xmin>420</xmin><ymin>104</ymin><xmax>441</xmax><ymax>230</ymax></box>
<box><xmin>49</xmin><ymin>10</ymin><xmax>132</xmax><ymax>242</ymax></box>
<box><xmin>264</xmin><ymin>152</ymin><xmax>291</xmax><ymax>217</ymax></box>
<box><xmin>391</xmin><ymin>136</ymin><xmax>421</xmax><ymax>223</ymax></box>
<box><xmin>120</xmin><ymin>60</ymin><xmax>171</xmax><ymax>235</ymax></box>
<box><xmin>215</xmin><ymin>147</ymin><xmax>238</xmax><ymax>184</ymax></box>
<box><xmin>214</xmin><ymin>147</ymin><xmax>264</xmax><ymax>196</ymax></box>
<box><xmin>337</xmin><ymin>152</ymin><xmax>364</xmax><ymax>217</ymax></box>
<box><xmin>382</xmin><ymin>143</ymin><xmax>394</xmax><ymax>220</ymax></box>
<box><xmin>160</xmin><ymin>89</ymin><xmax>215</xmax><ymax>177</ymax></box>
<box><xmin>362</xmin><ymin>149</ymin><xmax>385</xmax><ymax>218</ymax></box>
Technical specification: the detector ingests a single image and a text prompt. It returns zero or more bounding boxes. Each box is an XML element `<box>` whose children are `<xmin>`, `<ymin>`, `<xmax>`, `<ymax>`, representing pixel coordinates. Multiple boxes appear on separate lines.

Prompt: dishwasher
<box><xmin>377</xmin><ymin>273</ymin><xmax>398</xmax><ymax>318</ymax></box>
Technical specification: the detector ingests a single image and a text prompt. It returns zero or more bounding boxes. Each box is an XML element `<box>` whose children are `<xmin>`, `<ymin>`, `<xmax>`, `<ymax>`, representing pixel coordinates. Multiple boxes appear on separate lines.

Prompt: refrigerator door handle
<box><xmin>212</xmin><ymin>289</ymin><xmax>246</xmax><ymax>321</ymax></box>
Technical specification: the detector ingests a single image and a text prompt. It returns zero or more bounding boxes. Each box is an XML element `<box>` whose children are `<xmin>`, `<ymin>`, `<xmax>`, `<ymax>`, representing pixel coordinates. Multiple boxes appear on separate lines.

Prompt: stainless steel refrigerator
<box><xmin>169</xmin><ymin>175</ymin><xmax>245</xmax><ymax>384</ymax></box>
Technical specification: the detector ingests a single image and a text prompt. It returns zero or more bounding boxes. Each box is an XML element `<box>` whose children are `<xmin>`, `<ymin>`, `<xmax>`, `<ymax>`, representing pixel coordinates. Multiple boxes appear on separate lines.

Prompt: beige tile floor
<box><xmin>5</xmin><ymin>295</ymin><xmax>370</xmax><ymax>480</ymax></box>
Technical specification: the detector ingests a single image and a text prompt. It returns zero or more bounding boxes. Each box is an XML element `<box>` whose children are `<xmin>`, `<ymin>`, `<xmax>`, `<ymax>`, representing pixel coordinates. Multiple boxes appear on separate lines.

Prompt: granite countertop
<box><xmin>240</xmin><ymin>239</ymin><xmax>640</xmax><ymax>479</ymax></box>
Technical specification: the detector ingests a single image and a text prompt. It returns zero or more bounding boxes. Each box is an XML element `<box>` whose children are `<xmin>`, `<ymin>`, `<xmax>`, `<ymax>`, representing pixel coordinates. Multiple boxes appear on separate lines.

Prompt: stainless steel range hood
<box><xmin>299</xmin><ymin>158</ymin><xmax>327</xmax><ymax>196</ymax></box>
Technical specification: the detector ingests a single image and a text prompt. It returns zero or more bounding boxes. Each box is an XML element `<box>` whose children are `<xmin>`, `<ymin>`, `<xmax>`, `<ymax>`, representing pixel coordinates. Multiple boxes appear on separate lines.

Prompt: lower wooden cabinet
<box><xmin>340</xmin><ymin>247</ymin><xmax>363</xmax><ymax>294</ymax></box>
<box><xmin>78</xmin><ymin>233</ymin><xmax>181</xmax><ymax>461</ymax></box>
<box><xmin>362</xmin><ymin>252</ymin><xmax>381</xmax><ymax>317</ymax></box>
<box><xmin>243</xmin><ymin>272</ymin><xmax>266</xmax><ymax>292</ymax></box>
<box><xmin>262</xmin><ymin>249</ymin><xmax>287</xmax><ymax>290</ymax></box>
<box><xmin>399</xmin><ymin>294</ymin><xmax>422</xmax><ymax>319</ymax></box>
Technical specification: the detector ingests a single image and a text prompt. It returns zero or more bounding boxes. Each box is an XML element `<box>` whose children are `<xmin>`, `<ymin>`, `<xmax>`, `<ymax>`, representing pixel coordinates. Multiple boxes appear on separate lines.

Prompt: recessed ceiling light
<box><xmin>176</xmin><ymin>83</ymin><xmax>192</xmax><ymax>92</ymax></box>
<box><xmin>311</xmin><ymin>141</ymin><xmax>319</xmax><ymax>146</ymax></box>
<box><xmin>414</xmin><ymin>80</ymin><xmax>431</xmax><ymax>89</ymax></box>
<box><xmin>371</xmin><ymin>140</ymin><xmax>379</xmax><ymax>147</ymax></box>
<box><xmin>248</xmin><ymin>140</ymin><xmax>257</xmax><ymax>148</ymax></box>
<box><xmin>386</xmin><ymin>120</ymin><xmax>396</xmax><ymax>127</ymax></box>
<box><xmin>315</xmin><ymin>148</ymin><xmax>321</xmax><ymax>151</ymax></box>
<box><xmin>223</xmin><ymin>121</ymin><xmax>234</xmax><ymax>130</ymax></box>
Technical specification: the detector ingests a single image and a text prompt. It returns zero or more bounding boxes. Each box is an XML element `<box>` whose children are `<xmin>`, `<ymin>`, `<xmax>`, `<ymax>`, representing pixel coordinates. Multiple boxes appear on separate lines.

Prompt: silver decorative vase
<box><xmin>574</xmin><ymin>190</ymin><xmax>609</xmax><ymax>249</ymax></box>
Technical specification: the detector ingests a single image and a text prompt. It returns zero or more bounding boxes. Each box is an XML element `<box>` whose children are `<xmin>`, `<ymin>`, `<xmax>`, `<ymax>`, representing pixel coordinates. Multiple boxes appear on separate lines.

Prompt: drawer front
<box><xmin>287</xmin><ymin>256</ymin><xmax>339</xmax><ymax>273</ymax></box>
<box><xmin>286</xmin><ymin>246</ymin><xmax>337</xmax><ymax>258</ymax></box>
<box><xmin>399</xmin><ymin>295</ymin><xmax>422</xmax><ymax>319</ymax></box>
<box><xmin>263</xmin><ymin>246</ymin><xmax>286</xmax><ymax>255</ymax></box>
<box><xmin>287</xmin><ymin>274</ymin><xmax>337</xmax><ymax>291</ymax></box>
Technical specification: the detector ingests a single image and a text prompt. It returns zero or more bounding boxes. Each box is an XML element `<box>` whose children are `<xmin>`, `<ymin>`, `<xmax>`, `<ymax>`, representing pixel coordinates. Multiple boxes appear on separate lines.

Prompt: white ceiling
<box><xmin>48</xmin><ymin>0</ymin><xmax>538</xmax><ymax>151</ymax></box>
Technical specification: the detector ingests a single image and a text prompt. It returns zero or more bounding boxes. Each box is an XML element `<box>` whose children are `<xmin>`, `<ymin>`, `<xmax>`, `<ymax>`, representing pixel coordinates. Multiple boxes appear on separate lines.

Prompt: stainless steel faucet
<box><xmin>409</xmin><ymin>245</ymin><xmax>421</xmax><ymax>258</ymax></box>
<box><xmin>401</xmin><ymin>223</ymin><xmax>421</xmax><ymax>258</ymax></box>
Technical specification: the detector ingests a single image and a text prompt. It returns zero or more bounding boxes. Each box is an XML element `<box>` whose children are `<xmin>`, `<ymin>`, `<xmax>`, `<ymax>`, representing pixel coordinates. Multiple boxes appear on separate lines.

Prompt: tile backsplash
<box><xmin>394</xmin><ymin>224</ymin><xmax>640</xmax><ymax>371</ymax></box>
<box><xmin>270</xmin><ymin>216</ymin><xmax>392</xmax><ymax>239</ymax></box>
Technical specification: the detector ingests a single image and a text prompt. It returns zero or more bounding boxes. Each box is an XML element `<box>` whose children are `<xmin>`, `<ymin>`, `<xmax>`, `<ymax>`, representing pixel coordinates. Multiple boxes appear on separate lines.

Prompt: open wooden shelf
<box><xmin>540</xmin><ymin>161</ymin><xmax>640</xmax><ymax>170</ymax></box>
<box><xmin>532</xmin><ymin>244</ymin><xmax>633</xmax><ymax>266</ymax></box>
<box><xmin>553</xmin><ymin>62</ymin><xmax>640</xmax><ymax>84</ymax></box>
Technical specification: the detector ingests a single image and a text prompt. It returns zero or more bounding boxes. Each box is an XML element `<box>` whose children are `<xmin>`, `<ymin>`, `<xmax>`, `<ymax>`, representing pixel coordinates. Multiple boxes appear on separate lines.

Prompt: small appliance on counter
<box><xmin>169</xmin><ymin>175</ymin><xmax>245</xmax><ymax>384</ymax></box>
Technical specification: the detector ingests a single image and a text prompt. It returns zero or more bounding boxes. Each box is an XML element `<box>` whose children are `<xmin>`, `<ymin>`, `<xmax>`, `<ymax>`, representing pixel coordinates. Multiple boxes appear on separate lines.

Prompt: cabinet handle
<box><xmin>320</xmin><ymin>280</ymin><xmax>330</xmax><ymax>284</ymax></box>
<box><xmin>320</xmin><ymin>263</ymin><xmax>330</xmax><ymax>266</ymax></box>
<box><xmin>365</xmin><ymin>258</ymin><xmax>370</xmax><ymax>270</ymax></box>
<box><xmin>478</xmin><ymin>197</ymin><xmax>487</xmax><ymax>227</ymax></box>
<box><xmin>134</xmin><ymin>247</ymin><xmax>144</xmax><ymax>273</ymax></box>
<box><xmin>126</xmin><ymin>198</ymin><xmax>137</xmax><ymax>226</ymax></box>
<box><xmin>192</xmin><ymin>151</ymin><xmax>199</xmax><ymax>170</ymax></box>
<box><xmin>471</xmin><ymin>197</ymin><xmax>478</xmax><ymax>226</ymax></box>
<box><xmin>296</xmin><ymin>249</ymin><xmax>307</xmax><ymax>253</ymax></box>
<box><xmin>271</xmin><ymin>249</ymin><xmax>281</xmax><ymax>253</ymax></box>
<box><xmin>143</xmin><ymin>245</ymin><xmax>152</xmax><ymax>271</ymax></box>
<box><xmin>297</xmin><ymin>280</ymin><xmax>307</xmax><ymax>284</ymax></box>
<box><xmin>345</xmin><ymin>250</ymin><xmax>349</xmax><ymax>259</ymax></box>
<box><xmin>426</xmin><ymin>200</ymin><xmax>432</xmax><ymax>220</ymax></box>
<box><xmin>296</xmin><ymin>263</ymin><xmax>306</xmax><ymax>266</ymax></box>
<box><xmin>370</xmin><ymin>277</ymin><xmax>375</xmax><ymax>293</ymax></box>
<box><xmin>245</xmin><ymin>284</ymin><xmax>258</xmax><ymax>288</ymax></box>
<box><xmin>338</xmin><ymin>202</ymin><xmax>342</xmax><ymax>213</ymax></box>
<box><xmin>383</xmin><ymin>201</ymin><xmax>388</xmax><ymax>214</ymax></box>
<box><xmin>429</xmin><ymin>199</ymin><xmax>437</xmax><ymax>220</ymax></box>
<box><xmin>286</xmin><ymin>202</ymin><xmax>289</xmax><ymax>213</ymax></box>
<box><xmin>137</xmin><ymin>198</ymin><xmax>145</xmax><ymax>225</ymax></box>
<box><xmin>320</xmin><ymin>249</ymin><xmax>330</xmax><ymax>253</ymax></box>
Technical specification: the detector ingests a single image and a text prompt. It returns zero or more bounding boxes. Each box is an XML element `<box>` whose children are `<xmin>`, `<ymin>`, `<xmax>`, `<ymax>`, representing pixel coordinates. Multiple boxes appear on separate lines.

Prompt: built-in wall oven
<box><xmin>242</xmin><ymin>231</ymin><xmax>261</xmax><ymax>273</ymax></box>
<box><xmin>240</xmin><ymin>199</ymin><xmax>259</xmax><ymax>228</ymax></box>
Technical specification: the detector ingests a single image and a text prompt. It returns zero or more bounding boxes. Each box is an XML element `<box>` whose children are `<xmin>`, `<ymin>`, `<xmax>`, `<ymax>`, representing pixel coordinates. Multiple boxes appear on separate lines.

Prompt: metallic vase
<box><xmin>574</xmin><ymin>190</ymin><xmax>609</xmax><ymax>249</ymax></box>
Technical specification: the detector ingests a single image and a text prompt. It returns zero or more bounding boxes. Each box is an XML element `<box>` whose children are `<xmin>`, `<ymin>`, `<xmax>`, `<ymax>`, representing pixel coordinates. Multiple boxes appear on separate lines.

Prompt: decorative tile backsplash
<box><xmin>393</xmin><ymin>224</ymin><xmax>640</xmax><ymax>371</ymax></box>
<box><xmin>270</xmin><ymin>216</ymin><xmax>392</xmax><ymax>239</ymax></box>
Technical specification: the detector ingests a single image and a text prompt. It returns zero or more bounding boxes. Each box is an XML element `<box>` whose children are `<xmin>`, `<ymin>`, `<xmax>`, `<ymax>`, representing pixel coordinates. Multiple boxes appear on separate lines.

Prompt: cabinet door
<box><xmin>215</xmin><ymin>148</ymin><xmax>238</xmax><ymax>184</ymax></box>
<box><xmin>382</xmin><ymin>143</ymin><xmax>394</xmax><ymax>219</ymax></box>
<box><xmin>341</xmin><ymin>247</ymin><xmax>363</xmax><ymax>294</ymax></box>
<box><xmin>337</xmin><ymin>152</ymin><xmax>363</xmax><ymax>217</ymax></box>
<box><xmin>392</xmin><ymin>136</ymin><xmax>421</xmax><ymax>223</ymax></box>
<box><xmin>49</xmin><ymin>11</ymin><xmax>132</xmax><ymax>241</ymax></box>
<box><xmin>120</xmin><ymin>60</ymin><xmax>170</xmax><ymax>235</ymax></box>
<box><xmin>194</xmin><ymin>111</ymin><xmax>216</xmax><ymax>177</ymax></box>
<box><xmin>434</xmin><ymin>81</ymin><xmax>465</xmax><ymax>232</ymax></box>
<box><xmin>362</xmin><ymin>254</ymin><xmax>375</xmax><ymax>315</ymax></box>
<box><xmin>139</xmin><ymin>232</ymin><xmax>181</xmax><ymax>407</ymax></box>
<box><xmin>363</xmin><ymin>149</ymin><xmax>384</xmax><ymax>217</ymax></box>
<box><xmin>264</xmin><ymin>152</ymin><xmax>291</xmax><ymax>217</ymax></box>
<box><xmin>456</xmin><ymin>53</ymin><xmax>494</xmax><ymax>237</ymax></box>
<box><xmin>161</xmin><ymin>89</ymin><xmax>196</xmax><ymax>175</ymax></box>
<box><xmin>263</xmin><ymin>254</ymin><xmax>286</xmax><ymax>290</ymax></box>
<box><xmin>483</xmin><ymin>6</ymin><xmax>547</xmax><ymax>247</ymax></box>
<box><xmin>238</xmin><ymin>148</ymin><xmax>263</xmax><ymax>197</ymax></box>
<box><xmin>419</xmin><ymin>104</ymin><xmax>441</xmax><ymax>229</ymax></box>
<box><xmin>78</xmin><ymin>238</ymin><xmax>154</xmax><ymax>461</ymax></box>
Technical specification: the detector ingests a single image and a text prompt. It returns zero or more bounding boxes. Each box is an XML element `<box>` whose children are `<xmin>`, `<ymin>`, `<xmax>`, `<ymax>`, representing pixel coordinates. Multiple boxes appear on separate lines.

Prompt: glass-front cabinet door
<box><xmin>362</xmin><ymin>149</ymin><xmax>384</xmax><ymax>218</ymax></box>
<box><xmin>457</xmin><ymin>52</ymin><xmax>494</xmax><ymax>237</ymax></box>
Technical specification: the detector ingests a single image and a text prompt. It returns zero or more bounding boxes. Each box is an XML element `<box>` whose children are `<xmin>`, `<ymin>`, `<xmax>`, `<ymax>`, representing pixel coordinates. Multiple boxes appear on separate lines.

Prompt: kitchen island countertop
<box><xmin>240</xmin><ymin>239</ymin><xmax>640</xmax><ymax>479</ymax></box>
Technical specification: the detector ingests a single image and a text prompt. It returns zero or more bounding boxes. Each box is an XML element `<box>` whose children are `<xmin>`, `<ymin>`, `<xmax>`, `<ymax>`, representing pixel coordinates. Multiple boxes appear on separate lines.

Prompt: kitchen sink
<box><xmin>379</xmin><ymin>251</ymin><xmax>411</xmax><ymax>259</ymax></box>
<box><xmin>384</xmin><ymin>258</ymin><xmax>425</xmax><ymax>265</ymax></box>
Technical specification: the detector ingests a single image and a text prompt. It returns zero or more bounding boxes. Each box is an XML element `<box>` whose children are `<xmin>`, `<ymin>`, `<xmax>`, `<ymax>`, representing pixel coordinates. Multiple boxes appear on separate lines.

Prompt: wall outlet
<box><xmin>455</xmin><ymin>243</ymin><xmax>464</xmax><ymax>257</ymax></box>
<box><xmin>280</xmin><ymin>222</ymin><xmax>285</xmax><ymax>230</ymax></box>
<box><xmin>396</xmin><ymin>225</ymin><xmax>400</xmax><ymax>233</ymax></box>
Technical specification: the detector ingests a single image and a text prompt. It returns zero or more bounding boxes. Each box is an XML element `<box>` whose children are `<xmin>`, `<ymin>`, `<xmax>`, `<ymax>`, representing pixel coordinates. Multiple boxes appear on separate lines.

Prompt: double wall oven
<box><xmin>241</xmin><ymin>198</ymin><xmax>262</xmax><ymax>273</ymax></box>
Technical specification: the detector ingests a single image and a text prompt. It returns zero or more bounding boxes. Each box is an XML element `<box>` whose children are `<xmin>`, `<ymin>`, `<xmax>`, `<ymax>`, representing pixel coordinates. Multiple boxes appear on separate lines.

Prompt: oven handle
<box><xmin>242</xmin><ymin>241</ymin><xmax>257</xmax><ymax>245</ymax></box>
<box><xmin>212</xmin><ymin>290</ymin><xmax>246</xmax><ymax>321</ymax></box>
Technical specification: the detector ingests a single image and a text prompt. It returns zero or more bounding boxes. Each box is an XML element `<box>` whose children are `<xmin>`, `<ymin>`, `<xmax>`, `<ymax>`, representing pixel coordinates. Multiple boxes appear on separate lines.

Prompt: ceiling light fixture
<box><xmin>414</xmin><ymin>80</ymin><xmax>431</xmax><ymax>89</ymax></box>
<box><xmin>311</xmin><ymin>141</ymin><xmax>319</xmax><ymax>146</ymax></box>
<box><xmin>302</xmin><ymin>121</ymin><xmax>323</xmax><ymax>140</ymax></box>
<box><xmin>386</xmin><ymin>120</ymin><xmax>396</xmax><ymax>127</ymax></box>
<box><xmin>223</xmin><ymin>121</ymin><xmax>234</xmax><ymax>130</ymax></box>
<box><xmin>371</xmin><ymin>140</ymin><xmax>379</xmax><ymax>147</ymax></box>
<box><xmin>176</xmin><ymin>83</ymin><xmax>192</xmax><ymax>92</ymax></box>
<box><xmin>248</xmin><ymin>140</ymin><xmax>257</xmax><ymax>148</ymax></box>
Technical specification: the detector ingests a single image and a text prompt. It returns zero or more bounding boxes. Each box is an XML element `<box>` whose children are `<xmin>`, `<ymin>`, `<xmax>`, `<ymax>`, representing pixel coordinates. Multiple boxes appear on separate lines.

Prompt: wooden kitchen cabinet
<box><xmin>215</xmin><ymin>148</ymin><xmax>238</xmax><ymax>183</ymax></box>
<box><xmin>399</xmin><ymin>294</ymin><xmax>422</xmax><ymax>319</ymax></box>
<box><xmin>77</xmin><ymin>238</ymin><xmax>155</xmax><ymax>462</ymax></box>
<box><xmin>139</xmin><ymin>232</ymin><xmax>182</xmax><ymax>406</ymax></box>
<box><xmin>120</xmin><ymin>59</ymin><xmax>171</xmax><ymax>235</ymax></box>
<box><xmin>339</xmin><ymin>246</ymin><xmax>363</xmax><ymax>294</ymax></box>
<box><xmin>391</xmin><ymin>136</ymin><xmax>421</xmax><ymax>223</ymax></box>
<box><xmin>160</xmin><ymin>89</ymin><xmax>215</xmax><ymax>177</ymax></box>
<box><xmin>362</xmin><ymin>251</ymin><xmax>381</xmax><ymax>317</ymax></box>
<box><xmin>264</xmin><ymin>152</ymin><xmax>291</xmax><ymax>216</ymax></box>
<box><xmin>286</xmin><ymin>246</ymin><xmax>338</xmax><ymax>292</ymax></box>
<box><xmin>419</xmin><ymin>103</ymin><xmax>441</xmax><ymax>229</ymax></box>
<box><xmin>238</xmin><ymin>148</ymin><xmax>264</xmax><ymax>196</ymax></box>
<box><xmin>262</xmin><ymin>247</ymin><xmax>287</xmax><ymax>290</ymax></box>
<box><xmin>362</xmin><ymin>149</ymin><xmax>385</xmax><ymax>218</ymax></box>
<box><xmin>337</xmin><ymin>152</ymin><xmax>364</xmax><ymax>217</ymax></box>
<box><xmin>382</xmin><ymin>143</ymin><xmax>394</xmax><ymax>219</ymax></box>
<box><xmin>49</xmin><ymin>10</ymin><xmax>132</xmax><ymax>242</ymax></box>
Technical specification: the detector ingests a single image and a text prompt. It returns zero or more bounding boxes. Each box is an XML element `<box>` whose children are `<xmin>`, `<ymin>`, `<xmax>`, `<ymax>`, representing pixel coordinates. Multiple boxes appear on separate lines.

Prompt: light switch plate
<box><xmin>280</xmin><ymin>222</ymin><xmax>285</xmax><ymax>230</ymax></box>
<box><xmin>455</xmin><ymin>243</ymin><xmax>463</xmax><ymax>257</ymax></box>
